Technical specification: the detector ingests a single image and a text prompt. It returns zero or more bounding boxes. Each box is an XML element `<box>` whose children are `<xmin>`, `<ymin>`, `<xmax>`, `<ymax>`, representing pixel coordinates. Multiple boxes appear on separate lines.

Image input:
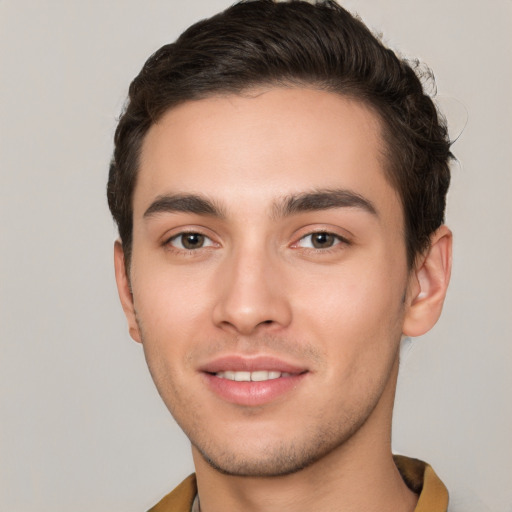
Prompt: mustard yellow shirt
<box><xmin>148</xmin><ymin>455</ymin><xmax>448</xmax><ymax>512</ymax></box>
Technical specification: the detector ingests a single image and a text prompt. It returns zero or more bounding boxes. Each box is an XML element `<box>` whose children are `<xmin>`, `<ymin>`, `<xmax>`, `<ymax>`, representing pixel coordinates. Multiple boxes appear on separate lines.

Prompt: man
<box><xmin>107</xmin><ymin>1</ymin><xmax>453</xmax><ymax>511</ymax></box>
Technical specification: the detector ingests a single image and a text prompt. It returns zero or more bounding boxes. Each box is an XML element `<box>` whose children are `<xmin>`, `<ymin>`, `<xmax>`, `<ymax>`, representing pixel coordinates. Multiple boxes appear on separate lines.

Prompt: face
<box><xmin>119</xmin><ymin>88</ymin><xmax>417</xmax><ymax>477</ymax></box>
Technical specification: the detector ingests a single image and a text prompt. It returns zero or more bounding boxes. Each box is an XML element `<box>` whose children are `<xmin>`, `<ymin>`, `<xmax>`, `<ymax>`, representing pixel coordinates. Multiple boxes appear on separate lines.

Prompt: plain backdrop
<box><xmin>1</xmin><ymin>1</ymin><xmax>511</xmax><ymax>511</ymax></box>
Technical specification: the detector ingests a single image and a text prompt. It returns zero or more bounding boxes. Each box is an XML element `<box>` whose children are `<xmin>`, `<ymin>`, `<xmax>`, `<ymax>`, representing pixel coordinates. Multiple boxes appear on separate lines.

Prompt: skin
<box><xmin>115</xmin><ymin>87</ymin><xmax>452</xmax><ymax>512</ymax></box>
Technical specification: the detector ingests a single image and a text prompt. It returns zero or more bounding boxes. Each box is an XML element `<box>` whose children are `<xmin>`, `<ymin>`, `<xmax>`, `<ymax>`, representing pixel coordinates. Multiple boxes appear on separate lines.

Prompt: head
<box><xmin>108</xmin><ymin>0</ymin><xmax>453</xmax><ymax>479</ymax></box>
<box><xmin>107</xmin><ymin>0</ymin><xmax>452</xmax><ymax>271</ymax></box>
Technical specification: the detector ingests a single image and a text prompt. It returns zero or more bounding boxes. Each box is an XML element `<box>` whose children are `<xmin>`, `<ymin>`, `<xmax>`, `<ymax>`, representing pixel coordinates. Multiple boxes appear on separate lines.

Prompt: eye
<box><xmin>167</xmin><ymin>232</ymin><xmax>215</xmax><ymax>250</ymax></box>
<box><xmin>295</xmin><ymin>232</ymin><xmax>346</xmax><ymax>249</ymax></box>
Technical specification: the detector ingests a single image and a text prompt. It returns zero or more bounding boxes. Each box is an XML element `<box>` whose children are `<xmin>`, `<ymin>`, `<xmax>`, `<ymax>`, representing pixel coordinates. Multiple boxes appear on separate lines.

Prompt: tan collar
<box><xmin>394</xmin><ymin>455</ymin><xmax>449</xmax><ymax>512</ymax></box>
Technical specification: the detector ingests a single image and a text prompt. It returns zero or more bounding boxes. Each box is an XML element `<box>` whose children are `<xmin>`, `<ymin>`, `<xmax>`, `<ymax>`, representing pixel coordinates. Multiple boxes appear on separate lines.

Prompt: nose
<box><xmin>212</xmin><ymin>246</ymin><xmax>292</xmax><ymax>336</ymax></box>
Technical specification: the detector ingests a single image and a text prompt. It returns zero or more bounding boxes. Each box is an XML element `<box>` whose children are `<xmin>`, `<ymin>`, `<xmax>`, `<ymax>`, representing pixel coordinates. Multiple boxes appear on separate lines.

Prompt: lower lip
<box><xmin>203</xmin><ymin>373</ymin><xmax>307</xmax><ymax>406</ymax></box>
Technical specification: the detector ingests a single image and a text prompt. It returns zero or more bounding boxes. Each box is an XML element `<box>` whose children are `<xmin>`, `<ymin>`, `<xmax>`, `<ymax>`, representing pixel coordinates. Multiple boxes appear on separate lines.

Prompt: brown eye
<box><xmin>169</xmin><ymin>232</ymin><xmax>213</xmax><ymax>250</ymax></box>
<box><xmin>295</xmin><ymin>232</ymin><xmax>346</xmax><ymax>250</ymax></box>
<box><xmin>310</xmin><ymin>232</ymin><xmax>336</xmax><ymax>249</ymax></box>
<box><xmin>182</xmin><ymin>233</ymin><xmax>205</xmax><ymax>249</ymax></box>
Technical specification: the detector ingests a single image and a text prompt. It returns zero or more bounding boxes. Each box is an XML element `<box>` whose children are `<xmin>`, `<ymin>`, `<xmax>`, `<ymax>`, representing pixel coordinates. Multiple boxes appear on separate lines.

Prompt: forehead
<box><xmin>136</xmin><ymin>87</ymin><xmax>400</xmax><ymax>225</ymax></box>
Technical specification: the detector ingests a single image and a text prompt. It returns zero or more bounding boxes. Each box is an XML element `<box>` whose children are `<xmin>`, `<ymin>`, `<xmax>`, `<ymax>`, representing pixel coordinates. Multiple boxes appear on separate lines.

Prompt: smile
<box><xmin>199</xmin><ymin>355</ymin><xmax>308</xmax><ymax>406</ymax></box>
<box><xmin>215</xmin><ymin>370</ymin><xmax>293</xmax><ymax>381</ymax></box>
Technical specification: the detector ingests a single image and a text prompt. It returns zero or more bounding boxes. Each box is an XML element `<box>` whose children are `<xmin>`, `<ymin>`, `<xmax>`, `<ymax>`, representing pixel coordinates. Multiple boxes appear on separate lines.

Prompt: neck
<box><xmin>192</xmin><ymin>359</ymin><xmax>418</xmax><ymax>512</ymax></box>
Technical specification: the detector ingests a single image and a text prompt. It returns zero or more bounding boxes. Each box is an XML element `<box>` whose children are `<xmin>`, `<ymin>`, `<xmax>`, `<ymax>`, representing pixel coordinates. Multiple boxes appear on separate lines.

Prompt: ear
<box><xmin>402</xmin><ymin>225</ymin><xmax>452</xmax><ymax>337</ymax></box>
<box><xmin>114</xmin><ymin>241</ymin><xmax>142</xmax><ymax>343</ymax></box>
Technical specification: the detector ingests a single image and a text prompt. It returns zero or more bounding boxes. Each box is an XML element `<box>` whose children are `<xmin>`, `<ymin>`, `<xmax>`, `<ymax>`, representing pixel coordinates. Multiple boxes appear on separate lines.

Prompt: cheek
<box><xmin>132</xmin><ymin>258</ymin><xmax>213</xmax><ymax>333</ymax></box>
<box><xmin>299</xmin><ymin>257</ymin><xmax>404</xmax><ymax>315</ymax></box>
<box><xmin>129</xmin><ymin>268</ymin><xmax>215</xmax><ymax>399</ymax></box>
<box><xmin>131</xmin><ymin>267</ymin><xmax>203</xmax><ymax>398</ymax></box>
<box><xmin>291</xmin><ymin>256</ymin><xmax>407</xmax><ymax>361</ymax></box>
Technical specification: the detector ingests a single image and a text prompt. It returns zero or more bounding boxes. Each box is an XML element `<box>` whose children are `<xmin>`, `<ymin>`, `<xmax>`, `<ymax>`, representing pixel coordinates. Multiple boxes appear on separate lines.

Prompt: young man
<box><xmin>108</xmin><ymin>1</ymin><xmax>453</xmax><ymax>511</ymax></box>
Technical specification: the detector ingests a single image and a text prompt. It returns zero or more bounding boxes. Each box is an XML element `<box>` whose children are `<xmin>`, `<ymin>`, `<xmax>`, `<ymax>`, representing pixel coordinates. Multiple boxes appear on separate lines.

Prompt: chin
<box><xmin>191</xmin><ymin>424</ymin><xmax>358</xmax><ymax>478</ymax></box>
<box><xmin>197</xmin><ymin>447</ymin><xmax>320</xmax><ymax>478</ymax></box>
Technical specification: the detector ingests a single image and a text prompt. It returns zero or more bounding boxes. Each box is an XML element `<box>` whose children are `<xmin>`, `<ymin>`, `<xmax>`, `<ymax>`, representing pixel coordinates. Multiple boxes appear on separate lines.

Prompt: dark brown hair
<box><xmin>107</xmin><ymin>0</ymin><xmax>452</xmax><ymax>268</ymax></box>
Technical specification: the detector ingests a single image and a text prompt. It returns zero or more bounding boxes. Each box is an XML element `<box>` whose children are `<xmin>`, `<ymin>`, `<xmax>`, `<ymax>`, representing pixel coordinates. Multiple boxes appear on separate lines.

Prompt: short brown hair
<box><xmin>107</xmin><ymin>0</ymin><xmax>452</xmax><ymax>268</ymax></box>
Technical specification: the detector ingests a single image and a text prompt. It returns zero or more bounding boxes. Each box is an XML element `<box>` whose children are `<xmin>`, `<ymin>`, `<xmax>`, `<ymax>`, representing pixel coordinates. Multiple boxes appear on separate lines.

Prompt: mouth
<box><xmin>200</xmin><ymin>355</ymin><xmax>308</xmax><ymax>406</ymax></box>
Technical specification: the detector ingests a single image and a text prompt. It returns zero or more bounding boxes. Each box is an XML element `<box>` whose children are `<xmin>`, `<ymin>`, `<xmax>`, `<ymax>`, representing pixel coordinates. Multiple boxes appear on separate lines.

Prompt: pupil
<box><xmin>183</xmin><ymin>233</ymin><xmax>204</xmax><ymax>249</ymax></box>
<box><xmin>313</xmin><ymin>233</ymin><xmax>333</xmax><ymax>248</ymax></box>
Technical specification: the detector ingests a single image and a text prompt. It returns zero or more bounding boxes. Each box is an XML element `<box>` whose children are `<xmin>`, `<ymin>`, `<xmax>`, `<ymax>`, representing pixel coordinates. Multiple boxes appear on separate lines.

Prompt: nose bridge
<box><xmin>213</xmin><ymin>237</ymin><xmax>291</xmax><ymax>334</ymax></box>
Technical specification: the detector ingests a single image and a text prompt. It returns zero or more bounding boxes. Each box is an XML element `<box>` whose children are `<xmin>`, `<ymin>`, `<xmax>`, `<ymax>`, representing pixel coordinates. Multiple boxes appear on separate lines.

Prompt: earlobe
<box><xmin>113</xmin><ymin>241</ymin><xmax>142</xmax><ymax>343</ymax></box>
<box><xmin>402</xmin><ymin>226</ymin><xmax>452</xmax><ymax>337</ymax></box>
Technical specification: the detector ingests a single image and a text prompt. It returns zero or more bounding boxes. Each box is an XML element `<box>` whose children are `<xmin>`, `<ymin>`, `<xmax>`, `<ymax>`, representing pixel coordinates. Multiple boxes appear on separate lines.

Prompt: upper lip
<box><xmin>199</xmin><ymin>355</ymin><xmax>307</xmax><ymax>374</ymax></box>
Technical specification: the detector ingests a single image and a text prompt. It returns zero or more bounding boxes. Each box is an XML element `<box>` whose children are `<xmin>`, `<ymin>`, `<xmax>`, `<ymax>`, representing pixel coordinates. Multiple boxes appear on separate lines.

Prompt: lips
<box><xmin>200</xmin><ymin>355</ymin><xmax>308</xmax><ymax>406</ymax></box>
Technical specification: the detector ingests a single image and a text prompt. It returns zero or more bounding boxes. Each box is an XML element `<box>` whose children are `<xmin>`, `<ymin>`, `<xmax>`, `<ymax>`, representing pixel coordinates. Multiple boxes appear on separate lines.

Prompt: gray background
<box><xmin>1</xmin><ymin>1</ymin><xmax>511</xmax><ymax>511</ymax></box>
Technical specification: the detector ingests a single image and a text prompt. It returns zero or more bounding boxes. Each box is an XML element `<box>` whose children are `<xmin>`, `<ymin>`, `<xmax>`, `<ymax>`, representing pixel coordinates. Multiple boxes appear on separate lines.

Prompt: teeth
<box><xmin>215</xmin><ymin>370</ymin><xmax>291</xmax><ymax>381</ymax></box>
<box><xmin>252</xmin><ymin>371</ymin><xmax>274</xmax><ymax>382</ymax></box>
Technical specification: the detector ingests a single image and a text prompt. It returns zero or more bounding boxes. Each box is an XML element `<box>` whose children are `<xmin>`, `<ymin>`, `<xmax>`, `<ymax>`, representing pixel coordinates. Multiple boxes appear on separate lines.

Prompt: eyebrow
<box><xmin>143</xmin><ymin>188</ymin><xmax>377</xmax><ymax>221</ymax></box>
<box><xmin>273</xmin><ymin>189</ymin><xmax>378</xmax><ymax>219</ymax></box>
<box><xmin>143</xmin><ymin>194</ymin><xmax>225</xmax><ymax>219</ymax></box>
